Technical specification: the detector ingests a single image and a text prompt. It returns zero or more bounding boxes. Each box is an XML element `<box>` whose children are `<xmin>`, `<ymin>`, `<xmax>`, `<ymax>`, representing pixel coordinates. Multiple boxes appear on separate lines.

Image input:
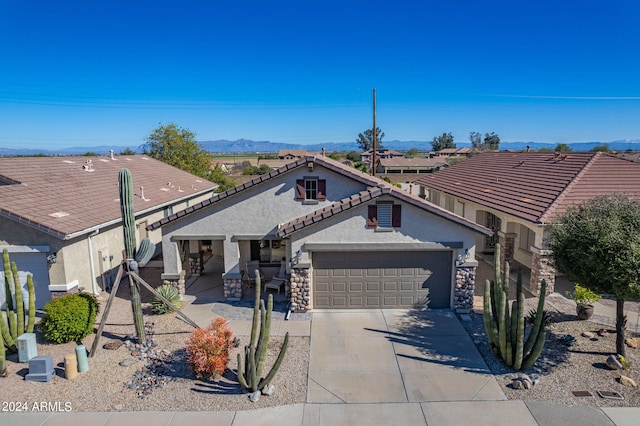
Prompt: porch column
<box><xmin>454</xmin><ymin>264</ymin><xmax>476</xmax><ymax>313</ymax></box>
<box><xmin>497</xmin><ymin>232</ymin><xmax>507</xmax><ymax>266</ymax></box>
<box><xmin>290</xmin><ymin>264</ymin><xmax>311</xmax><ymax>312</ymax></box>
<box><xmin>222</xmin><ymin>239</ymin><xmax>243</xmax><ymax>300</ymax></box>
<box><xmin>503</xmin><ymin>232</ymin><xmax>516</xmax><ymax>263</ymax></box>
<box><xmin>530</xmin><ymin>246</ymin><xmax>555</xmax><ymax>295</ymax></box>
<box><xmin>161</xmin><ymin>240</ymin><xmax>186</xmax><ymax>295</ymax></box>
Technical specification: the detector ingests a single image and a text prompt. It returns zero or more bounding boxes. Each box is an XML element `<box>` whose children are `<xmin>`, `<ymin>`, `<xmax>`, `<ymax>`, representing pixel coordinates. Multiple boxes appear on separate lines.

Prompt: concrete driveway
<box><xmin>307</xmin><ymin>309</ymin><xmax>505</xmax><ymax>404</ymax></box>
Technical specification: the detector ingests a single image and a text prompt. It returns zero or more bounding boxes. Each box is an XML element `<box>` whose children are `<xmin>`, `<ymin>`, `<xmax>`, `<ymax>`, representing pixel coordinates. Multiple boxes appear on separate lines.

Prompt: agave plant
<box><xmin>151</xmin><ymin>284</ymin><xmax>181</xmax><ymax>314</ymax></box>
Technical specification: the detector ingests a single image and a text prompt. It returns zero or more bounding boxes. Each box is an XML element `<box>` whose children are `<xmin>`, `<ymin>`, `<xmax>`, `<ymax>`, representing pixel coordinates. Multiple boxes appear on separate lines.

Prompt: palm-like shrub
<box><xmin>151</xmin><ymin>284</ymin><xmax>181</xmax><ymax>314</ymax></box>
<box><xmin>185</xmin><ymin>317</ymin><xmax>234</xmax><ymax>379</ymax></box>
<box><xmin>41</xmin><ymin>293</ymin><xmax>100</xmax><ymax>344</ymax></box>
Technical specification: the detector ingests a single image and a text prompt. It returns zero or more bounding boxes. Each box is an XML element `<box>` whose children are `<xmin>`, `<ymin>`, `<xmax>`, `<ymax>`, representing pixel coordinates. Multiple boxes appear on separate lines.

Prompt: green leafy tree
<box><xmin>469</xmin><ymin>131</ymin><xmax>482</xmax><ymax>149</ymax></box>
<box><xmin>119</xmin><ymin>147</ymin><xmax>136</xmax><ymax>155</ymax></box>
<box><xmin>431</xmin><ymin>132</ymin><xmax>456</xmax><ymax>151</ymax></box>
<box><xmin>209</xmin><ymin>165</ymin><xmax>236</xmax><ymax>192</ymax></box>
<box><xmin>346</xmin><ymin>150</ymin><xmax>360</xmax><ymax>162</ymax></box>
<box><xmin>405</xmin><ymin>148</ymin><xmax>420</xmax><ymax>158</ymax></box>
<box><xmin>242</xmin><ymin>164</ymin><xmax>272</xmax><ymax>175</ymax></box>
<box><xmin>356</xmin><ymin>127</ymin><xmax>384</xmax><ymax>151</ymax></box>
<box><xmin>590</xmin><ymin>144</ymin><xmax>611</xmax><ymax>153</ymax></box>
<box><xmin>144</xmin><ymin>123</ymin><xmax>212</xmax><ymax>179</ymax></box>
<box><xmin>547</xmin><ymin>194</ymin><xmax>640</xmax><ymax>357</ymax></box>
<box><xmin>554</xmin><ymin>143</ymin><xmax>572</xmax><ymax>152</ymax></box>
<box><xmin>483</xmin><ymin>132</ymin><xmax>500</xmax><ymax>150</ymax></box>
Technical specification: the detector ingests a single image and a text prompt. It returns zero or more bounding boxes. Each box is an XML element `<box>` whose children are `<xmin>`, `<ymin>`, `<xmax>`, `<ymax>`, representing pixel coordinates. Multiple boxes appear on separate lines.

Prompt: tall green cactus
<box><xmin>237</xmin><ymin>273</ymin><xmax>289</xmax><ymax>394</ymax></box>
<box><xmin>1</xmin><ymin>249</ymin><xmax>36</xmax><ymax>355</ymax></box>
<box><xmin>118</xmin><ymin>168</ymin><xmax>146</xmax><ymax>343</ymax></box>
<box><xmin>483</xmin><ymin>244</ymin><xmax>547</xmax><ymax>370</ymax></box>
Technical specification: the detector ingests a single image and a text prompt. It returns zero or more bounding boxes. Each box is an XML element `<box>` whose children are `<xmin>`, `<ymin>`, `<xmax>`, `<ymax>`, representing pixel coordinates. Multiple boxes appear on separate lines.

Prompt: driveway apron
<box><xmin>307</xmin><ymin>309</ymin><xmax>505</xmax><ymax>404</ymax></box>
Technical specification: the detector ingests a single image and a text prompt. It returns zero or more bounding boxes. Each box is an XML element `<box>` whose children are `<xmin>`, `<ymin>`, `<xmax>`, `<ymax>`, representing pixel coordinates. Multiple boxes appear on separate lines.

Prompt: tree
<box><xmin>119</xmin><ymin>147</ymin><xmax>136</xmax><ymax>155</ymax></box>
<box><xmin>431</xmin><ymin>132</ymin><xmax>456</xmax><ymax>151</ymax></box>
<box><xmin>242</xmin><ymin>164</ymin><xmax>272</xmax><ymax>175</ymax></box>
<box><xmin>144</xmin><ymin>123</ymin><xmax>212</xmax><ymax>179</ymax></box>
<box><xmin>356</xmin><ymin>127</ymin><xmax>384</xmax><ymax>151</ymax></box>
<box><xmin>209</xmin><ymin>165</ymin><xmax>236</xmax><ymax>192</ymax></box>
<box><xmin>405</xmin><ymin>148</ymin><xmax>420</xmax><ymax>158</ymax></box>
<box><xmin>554</xmin><ymin>143</ymin><xmax>572</xmax><ymax>152</ymax></box>
<box><xmin>547</xmin><ymin>194</ymin><xmax>640</xmax><ymax>357</ymax></box>
<box><xmin>469</xmin><ymin>131</ymin><xmax>500</xmax><ymax>150</ymax></box>
<box><xmin>483</xmin><ymin>132</ymin><xmax>500</xmax><ymax>150</ymax></box>
<box><xmin>345</xmin><ymin>150</ymin><xmax>360</xmax><ymax>162</ymax></box>
<box><xmin>591</xmin><ymin>144</ymin><xmax>611</xmax><ymax>153</ymax></box>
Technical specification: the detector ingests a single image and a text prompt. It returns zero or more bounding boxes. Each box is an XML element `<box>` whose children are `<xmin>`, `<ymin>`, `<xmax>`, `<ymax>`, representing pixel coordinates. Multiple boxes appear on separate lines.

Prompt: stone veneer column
<box><xmin>223</xmin><ymin>273</ymin><xmax>243</xmax><ymax>301</ymax></box>
<box><xmin>530</xmin><ymin>247</ymin><xmax>555</xmax><ymax>295</ymax></box>
<box><xmin>454</xmin><ymin>265</ymin><xmax>476</xmax><ymax>313</ymax></box>
<box><xmin>503</xmin><ymin>232</ymin><xmax>516</xmax><ymax>263</ymax></box>
<box><xmin>290</xmin><ymin>266</ymin><xmax>311</xmax><ymax>312</ymax></box>
<box><xmin>161</xmin><ymin>271</ymin><xmax>186</xmax><ymax>295</ymax></box>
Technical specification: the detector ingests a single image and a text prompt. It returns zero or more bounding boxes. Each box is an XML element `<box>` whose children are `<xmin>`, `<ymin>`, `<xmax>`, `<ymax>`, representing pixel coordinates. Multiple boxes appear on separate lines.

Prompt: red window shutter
<box><xmin>392</xmin><ymin>204</ymin><xmax>402</xmax><ymax>227</ymax></box>
<box><xmin>367</xmin><ymin>205</ymin><xmax>378</xmax><ymax>228</ymax></box>
<box><xmin>295</xmin><ymin>179</ymin><xmax>305</xmax><ymax>200</ymax></box>
<box><xmin>317</xmin><ymin>179</ymin><xmax>326</xmax><ymax>200</ymax></box>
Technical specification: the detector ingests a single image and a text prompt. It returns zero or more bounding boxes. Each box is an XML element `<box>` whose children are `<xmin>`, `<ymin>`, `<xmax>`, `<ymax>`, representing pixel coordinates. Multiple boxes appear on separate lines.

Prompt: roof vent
<box><xmin>82</xmin><ymin>159</ymin><xmax>94</xmax><ymax>172</ymax></box>
<box><xmin>109</xmin><ymin>149</ymin><xmax>115</xmax><ymax>160</ymax></box>
<box><xmin>140</xmin><ymin>186</ymin><xmax>149</xmax><ymax>201</ymax></box>
<box><xmin>49</xmin><ymin>211</ymin><xmax>70</xmax><ymax>218</ymax></box>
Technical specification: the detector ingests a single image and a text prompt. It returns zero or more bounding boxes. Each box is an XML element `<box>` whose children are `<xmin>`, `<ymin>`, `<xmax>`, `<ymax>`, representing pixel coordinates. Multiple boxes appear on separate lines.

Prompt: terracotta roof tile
<box><xmin>415</xmin><ymin>152</ymin><xmax>640</xmax><ymax>224</ymax></box>
<box><xmin>0</xmin><ymin>155</ymin><xmax>216</xmax><ymax>239</ymax></box>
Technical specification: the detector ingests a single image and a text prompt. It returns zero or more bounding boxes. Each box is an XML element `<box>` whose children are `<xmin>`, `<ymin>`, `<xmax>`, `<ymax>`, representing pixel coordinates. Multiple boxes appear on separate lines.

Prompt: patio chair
<box><xmin>242</xmin><ymin>260</ymin><xmax>264</xmax><ymax>290</ymax></box>
<box><xmin>264</xmin><ymin>262</ymin><xmax>288</xmax><ymax>295</ymax></box>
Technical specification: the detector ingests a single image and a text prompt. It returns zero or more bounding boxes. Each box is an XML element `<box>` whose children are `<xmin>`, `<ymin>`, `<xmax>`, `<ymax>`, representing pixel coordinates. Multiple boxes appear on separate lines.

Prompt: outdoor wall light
<box><xmin>289</xmin><ymin>249</ymin><xmax>302</xmax><ymax>267</ymax></box>
<box><xmin>47</xmin><ymin>253</ymin><xmax>57</xmax><ymax>265</ymax></box>
<box><xmin>455</xmin><ymin>248</ymin><xmax>470</xmax><ymax>266</ymax></box>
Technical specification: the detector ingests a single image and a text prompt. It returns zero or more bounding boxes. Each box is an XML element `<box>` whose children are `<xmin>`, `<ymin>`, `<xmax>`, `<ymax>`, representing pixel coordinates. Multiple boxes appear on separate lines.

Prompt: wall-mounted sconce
<box><xmin>455</xmin><ymin>249</ymin><xmax>470</xmax><ymax>266</ymax></box>
<box><xmin>290</xmin><ymin>248</ymin><xmax>302</xmax><ymax>267</ymax></box>
<box><xmin>307</xmin><ymin>162</ymin><xmax>314</xmax><ymax>172</ymax></box>
<box><xmin>47</xmin><ymin>253</ymin><xmax>57</xmax><ymax>265</ymax></box>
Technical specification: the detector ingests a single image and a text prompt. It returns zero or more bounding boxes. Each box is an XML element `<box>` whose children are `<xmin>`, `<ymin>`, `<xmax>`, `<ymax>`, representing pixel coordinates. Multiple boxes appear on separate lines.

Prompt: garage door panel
<box><xmin>313</xmin><ymin>251</ymin><xmax>452</xmax><ymax>309</ymax></box>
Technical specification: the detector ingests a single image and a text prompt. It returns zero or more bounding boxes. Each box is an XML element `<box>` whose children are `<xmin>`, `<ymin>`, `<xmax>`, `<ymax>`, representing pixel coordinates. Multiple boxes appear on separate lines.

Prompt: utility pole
<box><xmin>372</xmin><ymin>88</ymin><xmax>377</xmax><ymax>177</ymax></box>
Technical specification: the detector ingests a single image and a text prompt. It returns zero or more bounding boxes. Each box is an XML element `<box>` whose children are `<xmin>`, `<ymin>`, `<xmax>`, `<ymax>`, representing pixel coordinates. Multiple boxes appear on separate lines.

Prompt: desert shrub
<box><xmin>185</xmin><ymin>317</ymin><xmax>234</xmax><ymax>379</ymax></box>
<box><xmin>151</xmin><ymin>284</ymin><xmax>181</xmax><ymax>314</ymax></box>
<box><xmin>41</xmin><ymin>293</ymin><xmax>100</xmax><ymax>344</ymax></box>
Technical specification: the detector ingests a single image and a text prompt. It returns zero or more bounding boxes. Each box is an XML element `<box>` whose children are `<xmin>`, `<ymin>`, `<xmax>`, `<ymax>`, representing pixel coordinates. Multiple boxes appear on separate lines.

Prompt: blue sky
<box><xmin>1</xmin><ymin>0</ymin><xmax>639</xmax><ymax>150</ymax></box>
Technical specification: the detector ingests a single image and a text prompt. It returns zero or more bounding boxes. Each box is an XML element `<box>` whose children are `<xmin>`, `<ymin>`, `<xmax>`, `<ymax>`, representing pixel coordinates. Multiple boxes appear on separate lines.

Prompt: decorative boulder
<box><xmin>606</xmin><ymin>355</ymin><xmax>623</xmax><ymax>370</ymax></box>
<box><xmin>619</xmin><ymin>375</ymin><xmax>638</xmax><ymax>387</ymax></box>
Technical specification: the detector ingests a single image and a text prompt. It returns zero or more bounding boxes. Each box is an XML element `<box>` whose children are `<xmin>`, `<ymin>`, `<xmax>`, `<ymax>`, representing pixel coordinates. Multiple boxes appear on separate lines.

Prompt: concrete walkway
<box><xmin>3</xmin><ymin>264</ymin><xmax>640</xmax><ymax>425</ymax></box>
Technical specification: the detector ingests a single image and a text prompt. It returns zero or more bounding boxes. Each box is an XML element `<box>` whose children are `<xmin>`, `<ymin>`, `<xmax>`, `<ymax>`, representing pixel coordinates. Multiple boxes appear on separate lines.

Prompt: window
<box><xmin>519</xmin><ymin>224</ymin><xmax>536</xmax><ymax>251</ymax></box>
<box><xmin>296</xmin><ymin>178</ymin><xmax>326</xmax><ymax>202</ymax></box>
<box><xmin>367</xmin><ymin>203</ymin><xmax>401</xmax><ymax>229</ymax></box>
<box><xmin>163</xmin><ymin>205</ymin><xmax>173</xmax><ymax>218</ymax></box>
<box><xmin>250</xmin><ymin>239</ymin><xmax>286</xmax><ymax>264</ymax></box>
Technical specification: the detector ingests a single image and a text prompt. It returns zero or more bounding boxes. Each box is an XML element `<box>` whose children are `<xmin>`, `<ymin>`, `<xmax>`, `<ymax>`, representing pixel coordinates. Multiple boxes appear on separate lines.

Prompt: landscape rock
<box><xmin>119</xmin><ymin>358</ymin><xmax>138</xmax><ymax>367</ymax></box>
<box><xmin>262</xmin><ymin>383</ymin><xmax>275</xmax><ymax>396</ymax></box>
<box><xmin>104</xmin><ymin>341</ymin><xmax>124</xmax><ymax>350</ymax></box>
<box><xmin>619</xmin><ymin>375</ymin><xmax>638</xmax><ymax>387</ymax></box>
<box><xmin>581</xmin><ymin>331</ymin><xmax>596</xmax><ymax>339</ymax></box>
<box><xmin>606</xmin><ymin>354</ymin><xmax>624</xmax><ymax>370</ymax></box>
<box><xmin>597</xmin><ymin>329</ymin><xmax>608</xmax><ymax>337</ymax></box>
<box><xmin>511</xmin><ymin>374</ymin><xmax>534</xmax><ymax>390</ymax></box>
<box><xmin>249</xmin><ymin>390</ymin><xmax>261</xmax><ymax>402</ymax></box>
<box><xmin>625</xmin><ymin>337</ymin><xmax>640</xmax><ymax>349</ymax></box>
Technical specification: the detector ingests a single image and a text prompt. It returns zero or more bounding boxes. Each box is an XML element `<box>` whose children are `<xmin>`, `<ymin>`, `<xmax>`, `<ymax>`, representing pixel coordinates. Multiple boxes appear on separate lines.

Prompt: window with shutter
<box><xmin>367</xmin><ymin>203</ymin><xmax>401</xmax><ymax>229</ymax></box>
<box><xmin>296</xmin><ymin>177</ymin><xmax>326</xmax><ymax>202</ymax></box>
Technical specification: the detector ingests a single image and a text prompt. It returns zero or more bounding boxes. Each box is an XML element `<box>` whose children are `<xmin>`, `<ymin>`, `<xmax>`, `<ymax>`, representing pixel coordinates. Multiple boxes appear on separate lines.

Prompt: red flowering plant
<box><xmin>185</xmin><ymin>317</ymin><xmax>235</xmax><ymax>379</ymax></box>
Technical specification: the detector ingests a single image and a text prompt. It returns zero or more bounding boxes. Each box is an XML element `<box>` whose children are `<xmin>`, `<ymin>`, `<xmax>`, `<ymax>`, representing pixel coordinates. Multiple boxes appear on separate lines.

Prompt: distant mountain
<box><xmin>1</xmin><ymin>139</ymin><xmax>639</xmax><ymax>156</ymax></box>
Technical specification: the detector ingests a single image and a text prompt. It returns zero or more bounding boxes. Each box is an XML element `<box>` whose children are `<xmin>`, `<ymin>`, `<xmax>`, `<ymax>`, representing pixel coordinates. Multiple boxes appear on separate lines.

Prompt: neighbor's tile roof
<box><xmin>0</xmin><ymin>154</ymin><xmax>217</xmax><ymax>239</ymax></box>
<box><xmin>277</xmin><ymin>184</ymin><xmax>492</xmax><ymax>238</ymax></box>
<box><xmin>378</xmin><ymin>157</ymin><xmax>448</xmax><ymax>168</ymax></box>
<box><xmin>415</xmin><ymin>151</ymin><xmax>640</xmax><ymax>224</ymax></box>
<box><xmin>147</xmin><ymin>155</ymin><xmax>382</xmax><ymax>231</ymax></box>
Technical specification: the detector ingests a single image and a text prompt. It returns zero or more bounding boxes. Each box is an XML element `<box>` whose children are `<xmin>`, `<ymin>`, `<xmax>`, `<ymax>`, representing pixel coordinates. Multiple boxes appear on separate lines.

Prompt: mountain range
<box><xmin>2</xmin><ymin>139</ymin><xmax>640</xmax><ymax>156</ymax></box>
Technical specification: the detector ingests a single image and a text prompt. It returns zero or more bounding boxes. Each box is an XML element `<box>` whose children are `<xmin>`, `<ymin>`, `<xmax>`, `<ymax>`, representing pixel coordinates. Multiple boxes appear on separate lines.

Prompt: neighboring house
<box><xmin>376</xmin><ymin>157</ymin><xmax>448</xmax><ymax>175</ymax></box>
<box><xmin>148</xmin><ymin>155</ymin><xmax>491</xmax><ymax>312</ymax></box>
<box><xmin>359</xmin><ymin>149</ymin><xmax>403</xmax><ymax>170</ymax></box>
<box><xmin>0</xmin><ymin>154</ymin><xmax>216</xmax><ymax>308</ymax></box>
<box><xmin>436</xmin><ymin>147</ymin><xmax>473</xmax><ymax>157</ymax></box>
<box><xmin>278</xmin><ymin>150</ymin><xmax>308</xmax><ymax>160</ymax></box>
<box><xmin>415</xmin><ymin>151</ymin><xmax>640</xmax><ymax>295</ymax></box>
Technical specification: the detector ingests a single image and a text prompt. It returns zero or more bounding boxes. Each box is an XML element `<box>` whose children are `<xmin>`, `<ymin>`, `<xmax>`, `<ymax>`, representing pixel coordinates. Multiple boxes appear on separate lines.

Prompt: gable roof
<box><xmin>148</xmin><ymin>155</ymin><xmax>383</xmax><ymax>231</ymax></box>
<box><xmin>277</xmin><ymin>184</ymin><xmax>492</xmax><ymax>238</ymax></box>
<box><xmin>415</xmin><ymin>152</ymin><xmax>640</xmax><ymax>224</ymax></box>
<box><xmin>278</xmin><ymin>149</ymin><xmax>308</xmax><ymax>158</ymax></box>
<box><xmin>0</xmin><ymin>154</ymin><xmax>217</xmax><ymax>240</ymax></box>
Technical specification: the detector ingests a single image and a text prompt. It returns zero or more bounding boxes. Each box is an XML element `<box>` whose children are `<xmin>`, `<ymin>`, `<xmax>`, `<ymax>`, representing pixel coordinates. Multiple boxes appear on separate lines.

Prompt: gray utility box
<box><xmin>17</xmin><ymin>333</ymin><xmax>37</xmax><ymax>363</ymax></box>
<box><xmin>25</xmin><ymin>356</ymin><xmax>55</xmax><ymax>382</ymax></box>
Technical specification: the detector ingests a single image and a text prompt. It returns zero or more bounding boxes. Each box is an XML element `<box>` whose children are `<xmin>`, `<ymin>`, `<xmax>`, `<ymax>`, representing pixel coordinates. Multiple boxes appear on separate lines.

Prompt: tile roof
<box><xmin>0</xmin><ymin>154</ymin><xmax>217</xmax><ymax>239</ymax></box>
<box><xmin>415</xmin><ymin>152</ymin><xmax>640</xmax><ymax>224</ymax></box>
<box><xmin>148</xmin><ymin>155</ymin><xmax>383</xmax><ymax>231</ymax></box>
<box><xmin>378</xmin><ymin>157</ymin><xmax>448</xmax><ymax>168</ymax></box>
<box><xmin>277</xmin><ymin>184</ymin><xmax>492</xmax><ymax>238</ymax></box>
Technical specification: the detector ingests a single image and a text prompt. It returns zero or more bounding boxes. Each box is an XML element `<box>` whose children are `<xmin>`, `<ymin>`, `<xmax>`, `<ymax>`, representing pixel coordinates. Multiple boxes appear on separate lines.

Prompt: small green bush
<box><xmin>151</xmin><ymin>284</ymin><xmax>181</xmax><ymax>314</ymax></box>
<box><xmin>41</xmin><ymin>293</ymin><xmax>100</xmax><ymax>344</ymax></box>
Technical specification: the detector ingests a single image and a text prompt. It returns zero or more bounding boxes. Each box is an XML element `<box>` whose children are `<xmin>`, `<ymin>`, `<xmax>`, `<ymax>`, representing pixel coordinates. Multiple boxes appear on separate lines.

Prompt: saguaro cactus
<box><xmin>118</xmin><ymin>168</ymin><xmax>154</xmax><ymax>343</ymax></box>
<box><xmin>237</xmin><ymin>273</ymin><xmax>289</xmax><ymax>395</ymax></box>
<box><xmin>483</xmin><ymin>244</ymin><xmax>547</xmax><ymax>370</ymax></box>
<box><xmin>1</xmin><ymin>249</ymin><xmax>36</xmax><ymax>376</ymax></box>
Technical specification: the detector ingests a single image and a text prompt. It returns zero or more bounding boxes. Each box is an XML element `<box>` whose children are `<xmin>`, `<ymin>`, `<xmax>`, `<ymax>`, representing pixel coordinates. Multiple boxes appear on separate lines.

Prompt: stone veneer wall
<box><xmin>223</xmin><ymin>277</ymin><xmax>243</xmax><ymax>300</ymax></box>
<box><xmin>454</xmin><ymin>265</ymin><xmax>476</xmax><ymax>313</ymax></box>
<box><xmin>530</xmin><ymin>250</ymin><xmax>555</xmax><ymax>295</ymax></box>
<box><xmin>504</xmin><ymin>233</ymin><xmax>516</xmax><ymax>263</ymax></box>
<box><xmin>162</xmin><ymin>271</ymin><xmax>186</xmax><ymax>295</ymax></box>
<box><xmin>290</xmin><ymin>267</ymin><xmax>310</xmax><ymax>312</ymax></box>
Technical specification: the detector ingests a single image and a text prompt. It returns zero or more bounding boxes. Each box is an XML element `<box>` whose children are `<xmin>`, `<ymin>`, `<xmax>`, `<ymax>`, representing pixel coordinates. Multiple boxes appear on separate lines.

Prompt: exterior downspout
<box><xmin>87</xmin><ymin>229</ymin><xmax>100</xmax><ymax>295</ymax></box>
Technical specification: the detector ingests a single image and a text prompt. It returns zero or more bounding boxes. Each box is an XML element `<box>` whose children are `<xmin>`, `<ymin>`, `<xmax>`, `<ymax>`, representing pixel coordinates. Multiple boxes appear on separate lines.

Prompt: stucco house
<box><xmin>0</xmin><ymin>154</ymin><xmax>216</xmax><ymax>308</ymax></box>
<box><xmin>415</xmin><ymin>151</ymin><xmax>640</xmax><ymax>295</ymax></box>
<box><xmin>359</xmin><ymin>148</ymin><xmax>403</xmax><ymax>170</ymax></box>
<box><xmin>148</xmin><ymin>155</ymin><xmax>491</xmax><ymax>312</ymax></box>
